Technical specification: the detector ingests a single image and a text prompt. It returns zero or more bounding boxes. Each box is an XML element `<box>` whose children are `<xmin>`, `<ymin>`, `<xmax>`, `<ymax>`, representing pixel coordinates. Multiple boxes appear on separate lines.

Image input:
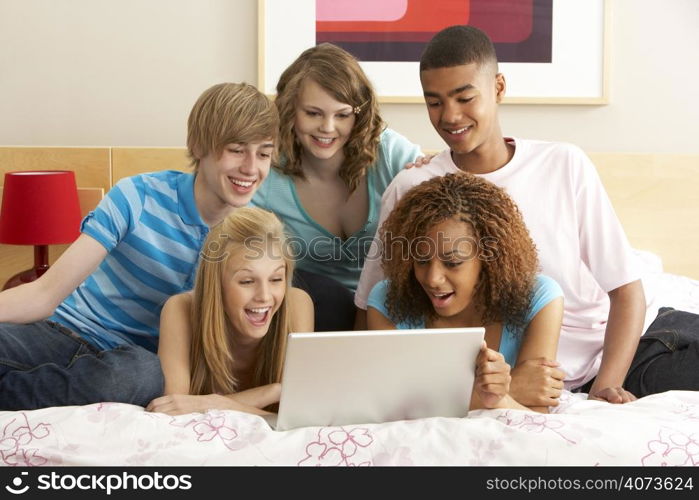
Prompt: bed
<box><xmin>2</xmin><ymin>252</ymin><xmax>698</xmax><ymax>467</ymax></box>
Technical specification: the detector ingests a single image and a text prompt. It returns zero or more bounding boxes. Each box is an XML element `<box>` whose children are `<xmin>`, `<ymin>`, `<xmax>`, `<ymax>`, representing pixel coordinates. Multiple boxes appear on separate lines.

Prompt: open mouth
<box><xmin>245</xmin><ymin>306</ymin><xmax>271</xmax><ymax>326</ymax></box>
<box><xmin>429</xmin><ymin>291</ymin><xmax>455</xmax><ymax>308</ymax></box>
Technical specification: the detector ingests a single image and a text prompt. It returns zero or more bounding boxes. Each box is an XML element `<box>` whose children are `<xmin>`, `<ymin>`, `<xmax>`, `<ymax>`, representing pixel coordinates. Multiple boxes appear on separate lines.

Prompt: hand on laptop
<box><xmin>473</xmin><ymin>342</ymin><xmax>511</xmax><ymax>409</ymax></box>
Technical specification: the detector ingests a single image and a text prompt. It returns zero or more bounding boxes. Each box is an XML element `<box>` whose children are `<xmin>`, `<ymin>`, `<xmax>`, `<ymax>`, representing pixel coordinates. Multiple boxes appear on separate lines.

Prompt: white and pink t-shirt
<box><xmin>354</xmin><ymin>137</ymin><xmax>658</xmax><ymax>389</ymax></box>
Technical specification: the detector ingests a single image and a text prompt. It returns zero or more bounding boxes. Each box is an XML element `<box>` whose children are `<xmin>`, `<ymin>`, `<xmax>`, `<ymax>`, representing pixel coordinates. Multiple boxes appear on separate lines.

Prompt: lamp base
<box><xmin>2</xmin><ymin>265</ymin><xmax>50</xmax><ymax>291</ymax></box>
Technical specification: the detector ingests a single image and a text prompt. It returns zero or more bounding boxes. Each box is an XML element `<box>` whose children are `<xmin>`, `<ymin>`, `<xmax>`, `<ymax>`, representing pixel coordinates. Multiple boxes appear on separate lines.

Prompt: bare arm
<box><xmin>509</xmin><ymin>298</ymin><xmax>565</xmax><ymax>412</ymax></box>
<box><xmin>288</xmin><ymin>287</ymin><xmax>314</xmax><ymax>333</ymax></box>
<box><xmin>0</xmin><ymin>234</ymin><xmax>107</xmax><ymax>323</ymax></box>
<box><xmin>588</xmin><ymin>280</ymin><xmax>645</xmax><ymax>403</ymax></box>
<box><xmin>366</xmin><ymin>307</ymin><xmax>397</xmax><ymax>330</ymax></box>
<box><xmin>157</xmin><ymin>293</ymin><xmax>194</xmax><ymax>395</ymax></box>
<box><xmin>354</xmin><ymin>308</ymin><xmax>367</xmax><ymax>330</ymax></box>
<box><xmin>146</xmin><ymin>389</ymin><xmax>280</xmax><ymax>416</ymax></box>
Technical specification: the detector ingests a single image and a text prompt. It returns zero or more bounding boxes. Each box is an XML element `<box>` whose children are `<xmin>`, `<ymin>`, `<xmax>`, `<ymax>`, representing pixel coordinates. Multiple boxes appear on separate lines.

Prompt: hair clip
<box><xmin>353</xmin><ymin>101</ymin><xmax>368</xmax><ymax>115</ymax></box>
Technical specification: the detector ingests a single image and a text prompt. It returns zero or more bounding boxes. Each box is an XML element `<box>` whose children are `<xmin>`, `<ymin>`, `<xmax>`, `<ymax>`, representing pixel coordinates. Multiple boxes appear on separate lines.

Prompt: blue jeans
<box><xmin>0</xmin><ymin>320</ymin><xmax>164</xmax><ymax>410</ymax></box>
<box><xmin>576</xmin><ymin>307</ymin><xmax>699</xmax><ymax>397</ymax></box>
<box><xmin>624</xmin><ymin>307</ymin><xmax>699</xmax><ymax>397</ymax></box>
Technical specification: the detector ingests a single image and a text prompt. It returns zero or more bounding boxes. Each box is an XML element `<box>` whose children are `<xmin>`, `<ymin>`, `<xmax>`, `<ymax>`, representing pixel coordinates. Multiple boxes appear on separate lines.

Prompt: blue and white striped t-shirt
<box><xmin>50</xmin><ymin>170</ymin><xmax>209</xmax><ymax>352</ymax></box>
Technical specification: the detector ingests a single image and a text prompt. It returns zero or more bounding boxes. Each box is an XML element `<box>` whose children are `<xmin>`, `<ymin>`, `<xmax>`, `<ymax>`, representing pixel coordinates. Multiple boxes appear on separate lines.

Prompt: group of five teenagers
<box><xmin>356</xmin><ymin>24</ymin><xmax>699</xmax><ymax>402</ymax></box>
<box><xmin>252</xmin><ymin>43</ymin><xmax>424</xmax><ymax>331</ymax></box>
<box><xmin>0</xmin><ymin>82</ymin><xmax>281</xmax><ymax>410</ymax></box>
<box><xmin>367</xmin><ymin>173</ymin><xmax>565</xmax><ymax>412</ymax></box>
<box><xmin>147</xmin><ymin>207</ymin><xmax>313</xmax><ymax>416</ymax></box>
<box><xmin>4</xmin><ymin>23</ymin><xmax>697</xmax><ymax>415</ymax></box>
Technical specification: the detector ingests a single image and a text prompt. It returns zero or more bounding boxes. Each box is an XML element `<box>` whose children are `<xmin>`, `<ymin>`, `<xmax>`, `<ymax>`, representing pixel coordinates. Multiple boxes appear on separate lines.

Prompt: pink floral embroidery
<box><xmin>166</xmin><ymin>410</ymin><xmax>270</xmax><ymax>452</ymax></box>
<box><xmin>496</xmin><ymin>412</ymin><xmax>576</xmax><ymax>444</ymax></box>
<box><xmin>192</xmin><ymin>414</ymin><xmax>239</xmax><ymax>451</ymax></box>
<box><xmin>0</xmin><ymin>413</ymin><xmax>51</xmax><ymax>466</ymax></box>
<box><xmin>298</xmin><ymin>427</ymin><xmax>374</xmax><ymax>466</ymax></box>
<box><xmin>641</xmin><ymin>429</ymin><xmax>699</xmax><ymax>466</ymax></box>
<box><xmin>328</xmin><ymin>428</ymin><xmax>373</xmax><ymax>457</ymax></box>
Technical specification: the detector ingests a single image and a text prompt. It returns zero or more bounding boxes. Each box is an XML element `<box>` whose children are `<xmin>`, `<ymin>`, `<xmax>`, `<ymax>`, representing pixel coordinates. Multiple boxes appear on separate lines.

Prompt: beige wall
<box><xmin>1</xmin><ymin>0</ymin><xmax>698</xmax><ymax>153</ymax></box>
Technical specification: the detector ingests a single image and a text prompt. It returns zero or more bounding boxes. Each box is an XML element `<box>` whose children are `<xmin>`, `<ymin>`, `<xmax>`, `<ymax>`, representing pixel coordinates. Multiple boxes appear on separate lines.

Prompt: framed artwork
<box><xmin>258</xmin><ymin>0</ymin><xmax>610</xmax><ymax>104</ymax></box>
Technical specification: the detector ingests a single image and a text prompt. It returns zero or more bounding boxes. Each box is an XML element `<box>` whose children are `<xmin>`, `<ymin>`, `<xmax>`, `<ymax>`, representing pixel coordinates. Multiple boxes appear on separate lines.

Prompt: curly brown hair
<box><xmin>273</xmin><ymin>43</ymin><xmax>385</xmax><ymax>194</ymax></box>
<box><xmin>379</xmin><ymin>172</ymin><xmax>539</xmax><ymax>331</ymax></box>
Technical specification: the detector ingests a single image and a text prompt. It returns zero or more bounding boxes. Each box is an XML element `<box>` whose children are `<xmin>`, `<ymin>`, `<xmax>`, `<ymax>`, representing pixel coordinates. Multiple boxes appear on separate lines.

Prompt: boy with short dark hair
<box><xmin>0</xmin><ymin>82</ymin><xmax>279</xmax><ymax>410</ymax></box>
<box><xmin>357</xmin><ymin>25</ymin><xmax>699</xmax><ymax>405</ymax></box>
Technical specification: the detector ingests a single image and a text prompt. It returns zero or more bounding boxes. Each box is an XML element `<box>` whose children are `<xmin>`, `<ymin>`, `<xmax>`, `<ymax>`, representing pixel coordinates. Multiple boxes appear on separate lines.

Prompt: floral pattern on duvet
<box><xmin>0</xmin><ymin>412</ymin><xmax>51</xmax><ymax>466</ymax></box>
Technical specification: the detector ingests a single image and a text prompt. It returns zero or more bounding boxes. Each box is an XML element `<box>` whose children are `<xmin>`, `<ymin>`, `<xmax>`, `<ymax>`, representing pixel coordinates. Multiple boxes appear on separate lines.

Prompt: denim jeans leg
<box><xmin>624</xmin><ymin>307</ymin><xmax>699</xmax><ymax>397</ymax></box>
<box><xmin>0</xmin><ymin>321</ymin><xmax>164</xmax><ymax>410</ymax></box>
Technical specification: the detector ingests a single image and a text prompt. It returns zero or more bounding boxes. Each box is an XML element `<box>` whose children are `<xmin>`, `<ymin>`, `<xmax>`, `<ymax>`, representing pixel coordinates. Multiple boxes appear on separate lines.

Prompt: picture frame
<box><xmin>258</xmin><ymin>0</ymin><xmax>610</xmax><ymax>104</ymax></box>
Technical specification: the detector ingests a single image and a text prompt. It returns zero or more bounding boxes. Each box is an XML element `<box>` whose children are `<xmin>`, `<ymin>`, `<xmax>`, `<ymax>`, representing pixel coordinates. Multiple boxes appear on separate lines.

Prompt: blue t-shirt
<box><xmin>251</xmin><ymin>128</ymin><xmax>421</xmax><ymax>291</ymax></box>
<box><xmin>367</xmin><ymin>274</ymin><xmax>563</xmax><ymax>366</ymax></box>
<box><xmin>51</xmin><ymin>170</ymin><xmax>209</xmax><ymax>352</ymax></box>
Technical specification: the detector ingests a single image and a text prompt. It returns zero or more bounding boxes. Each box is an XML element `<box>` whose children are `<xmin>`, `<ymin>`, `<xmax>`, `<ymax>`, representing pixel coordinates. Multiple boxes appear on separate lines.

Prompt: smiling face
<box><xmin>293</xmin><ymin>78</ymin><xmax>356</xmax><ymax>165</ymax></box>
<box><xmin>412</xmin><ymin>216</ymin><xmax>482</xmax><ymax>321</ymax></box>
<box><xmin>420</xmin><ymin>63</ymin><xmax>505</xmax><ymax>159</ymax></box>
<box><xmin>195</xmin><ymin>139</ymin><xmax>274</xmax><ymax>214</ymax></box>
<box><xmin>222</xmin><ymin>244</ymin><xmax>287</xmax><ymax>344</ymax></box>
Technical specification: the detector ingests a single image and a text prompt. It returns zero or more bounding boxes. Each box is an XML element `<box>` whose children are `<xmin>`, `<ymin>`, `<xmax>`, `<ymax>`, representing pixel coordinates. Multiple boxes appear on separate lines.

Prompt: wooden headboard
<box><xmin>1</xmin><ymin>147</ymin><xmax>697</xmax><ymax>285</ymax></box>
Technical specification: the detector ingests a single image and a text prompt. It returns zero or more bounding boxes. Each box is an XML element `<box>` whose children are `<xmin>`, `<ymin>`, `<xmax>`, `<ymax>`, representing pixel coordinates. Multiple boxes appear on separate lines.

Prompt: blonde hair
<box><xmin>274</xmin><ymin>43</ymin><xmax>385</xmax><ymax>194</ymax></box>
<box><xmin>187</xmin><ymin>82</ymin><xmax>280</xmax><ymax>170</ymax></box>
<box><xmin>189</xmin><ymin>207</ymin><xmax>294</xmax><ymax>395</ymax></box>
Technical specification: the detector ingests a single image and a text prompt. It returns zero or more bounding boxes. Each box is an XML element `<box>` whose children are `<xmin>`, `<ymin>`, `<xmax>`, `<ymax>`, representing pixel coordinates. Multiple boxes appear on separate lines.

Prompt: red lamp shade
<box><xmin>0</xmin><ymin>170</ymin><xmax>82</xmax><ymax>245</ymax></box>
<box><xmin>0</xmin><ymin>171</ymin><xmax>82</xmax><ymax>290</ymax></box>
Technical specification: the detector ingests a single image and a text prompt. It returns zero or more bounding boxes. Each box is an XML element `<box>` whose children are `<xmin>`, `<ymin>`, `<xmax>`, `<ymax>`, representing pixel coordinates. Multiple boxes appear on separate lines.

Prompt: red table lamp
<box><xmin>0</xmin><ymin>171</ymin><xmax>82</xmax><ymax>290</ymax></box>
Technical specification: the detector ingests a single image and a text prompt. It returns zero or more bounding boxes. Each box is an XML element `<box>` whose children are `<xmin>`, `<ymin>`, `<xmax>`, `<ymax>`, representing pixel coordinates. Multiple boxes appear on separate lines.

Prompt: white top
<box><xmin>354</xmin><ymin>137</ymin><xmax>657</xmax><ymax>388</ymax></box>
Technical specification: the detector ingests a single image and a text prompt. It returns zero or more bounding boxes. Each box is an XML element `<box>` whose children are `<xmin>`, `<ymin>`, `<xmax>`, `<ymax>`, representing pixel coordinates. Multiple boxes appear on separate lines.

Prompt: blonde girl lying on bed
<box><xmin>366</xmin><ymin>173</ymin><xmax>565</xmax><ymax>412</ymax></box>
<box><xmin>146</xmin><ymin>207</ymin><xmax>313</xmax><ymax>416</ymax></box>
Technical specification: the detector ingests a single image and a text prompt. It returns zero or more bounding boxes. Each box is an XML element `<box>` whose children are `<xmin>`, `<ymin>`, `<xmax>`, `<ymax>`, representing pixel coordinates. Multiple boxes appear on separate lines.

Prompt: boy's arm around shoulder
<box><xmin>0</xmin><ymin>233</ymin><xmax>107</xmax><ymax>323</ymax></box>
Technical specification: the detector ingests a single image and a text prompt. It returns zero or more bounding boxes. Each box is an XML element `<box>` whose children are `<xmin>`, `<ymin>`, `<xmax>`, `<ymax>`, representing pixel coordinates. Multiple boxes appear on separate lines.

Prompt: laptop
<box><xmin>266</xmin><ymin>327</ymin><xmax>485</xmax><ymax>431</ymax></box>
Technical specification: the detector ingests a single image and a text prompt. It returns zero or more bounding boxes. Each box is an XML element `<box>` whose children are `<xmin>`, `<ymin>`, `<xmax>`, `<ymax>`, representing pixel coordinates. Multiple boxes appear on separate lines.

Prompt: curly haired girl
<box><xmin>367</xmin><ymin>173</ymin><xmax>564</xmax><ymax>412</ymax></box>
